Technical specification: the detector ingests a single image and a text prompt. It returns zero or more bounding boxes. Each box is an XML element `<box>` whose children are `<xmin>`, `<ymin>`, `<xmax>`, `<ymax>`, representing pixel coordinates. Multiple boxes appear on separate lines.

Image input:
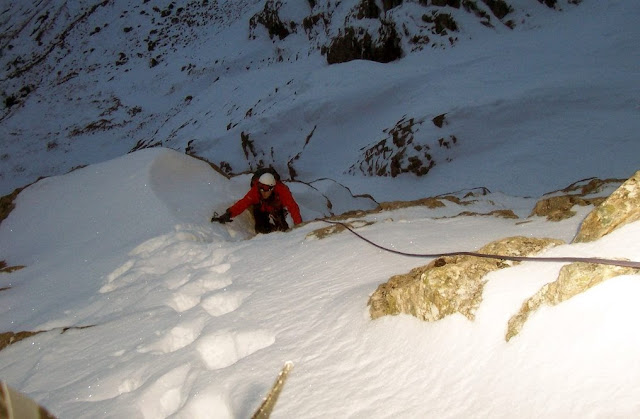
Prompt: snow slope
<box><xmin>1</xmin><ymin>148</ymin><xmax>640</xmax><ymax>418</ymax></box>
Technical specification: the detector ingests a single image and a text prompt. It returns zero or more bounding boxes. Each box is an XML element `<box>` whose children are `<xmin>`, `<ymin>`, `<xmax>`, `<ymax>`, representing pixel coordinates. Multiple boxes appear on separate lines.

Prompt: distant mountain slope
<box><xmin>3</xmin><ymin>0</ymin><xmax>631</xmax><ymax>199</ymax></box>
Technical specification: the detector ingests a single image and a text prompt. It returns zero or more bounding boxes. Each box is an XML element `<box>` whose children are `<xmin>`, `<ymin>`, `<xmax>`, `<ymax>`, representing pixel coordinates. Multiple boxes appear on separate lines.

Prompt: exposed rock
<box><xmin>538</xmin><ymin>0</ymin><xmax>557</xmax><ymax>7</ymax></box>
<box><xmin>305</xmin><ymin>187</ymin><xmax>515</xmax><ymax>241</ymax></box>
<box><xmin>506</xmin><ymin>262</ymin><xmax>640</xmax><ymax>341</ymax></box>
<box><xmin>505</xmin><ymin>170</ymin><xmax>640</xmax><ymax>341</ymax></box>
<box><xmin>0</xmin><ymin>331</ymin><xmax>43</xmax><ymax>352</ymax></box>
<box><xmin>249</xmin><ymin>0</ymin><xmax>294</xmax><ymax>40</ymax></box>
<box><xmin>1</xmin><ymin>186</ymin><xmax>24</xmax><ymax>226</ymax></box>
<box><xmin>1</xmin><ymin>260</ymin><xmax>25</xmax><ymax>274</ymax></box>
<box><xmin>348</xmin><ymin>115</ymin><xmax>458</xmax><ymax>177</ymax></box>
<box><xmin>0</xmin><ymin>325</ymin><xmax>95</xmax><ymax>352</ymax></box>
<box><xmin>378</xmin><ymin>197</ymin><xmax>445</xmax><ymax>211</ymax></box>
<box><xmin>529</xmin><ymin>177</ymin><xmax>623</xmax><ymax>221</ymax></box>
<box><xmin>325</xmin><ymin>22</ymin><xmax>403</xmax><ymax>64</ymax></box>
<box><xmin>573</xmin><ymin>170</ymin><xmax>640</xmax><ymax>242</ymax></box>
<box><xmin>305</xmin><ymin>220</ymin><xmax>374</xmax><ymax>240</ymax></box>
<box><xmin>482</xmin><ymin>0</ymin><xmax>513</xmax><ymax>20</ymax></box>
<box><xmin>454</xmin><ymin>209</ymin><xmax>518</xmax><ymax>219</ymax></box>
<box><xmin>422</xmin><ymin>12</ymin><xmax>459</xmax><ymax>35</ymax></box>
<box><xmin>432</xmin><ymin>113</ymin><xmax>447</xmax><ymax>128</ymax></box>
<box><xmin>431</xmin><ymin>0</ymin><xmax>461</xmax><ymax>8</ymax></box>
<box><xmin>551</xmin><ymin>177</ymin><xmax>622</xmax><ymax>196</ymax></box>
<box><xmin>357</xmin><ymin>0</ymin><xmax>381</xmax><ymax>19</ymax></box>
<box><xmin>1</xmin><ymin>177</ymin><xmax>47</xmax><ymax>227</ymax></box>
<box><xmin>529</xmin><ymin>195</ymin><xmax>599</xmax><ymax>221</ymax></box>
<box><xmin>368</xmin><ymin>236</ymin><xmax>564</xmax><ymax>321</ymax></box>
<box><xmin>382</xmin><ymin>0</ymin><xmax>404</xmax><ymax>12</ymax></box>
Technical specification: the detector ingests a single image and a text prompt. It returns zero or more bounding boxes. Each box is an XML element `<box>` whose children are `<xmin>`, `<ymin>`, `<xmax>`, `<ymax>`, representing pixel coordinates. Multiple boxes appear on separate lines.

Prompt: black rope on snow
<box><xmin>321</xmin><ymin>220</ymin><xmax>640</xmax><ymax>269</ymax></box>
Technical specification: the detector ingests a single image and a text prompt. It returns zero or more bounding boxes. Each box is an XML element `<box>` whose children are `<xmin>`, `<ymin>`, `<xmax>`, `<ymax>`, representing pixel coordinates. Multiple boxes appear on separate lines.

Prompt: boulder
<box><xmin>573</xmin><ymin>170</ymin><xmax>640</xmax><ymax>242</ymax></box>
<box><xmin>368</xmin><ymin>236</ymin><xmax>564</xmax><ymax>321</ymax></box>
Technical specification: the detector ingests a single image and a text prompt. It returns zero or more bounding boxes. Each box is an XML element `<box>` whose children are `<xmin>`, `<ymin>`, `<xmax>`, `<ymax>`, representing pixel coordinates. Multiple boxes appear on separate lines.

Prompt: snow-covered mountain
<box><xmin>2</xmin><ymin>0</ymin><xmax>638</xmax><ymax>200</ymax></box>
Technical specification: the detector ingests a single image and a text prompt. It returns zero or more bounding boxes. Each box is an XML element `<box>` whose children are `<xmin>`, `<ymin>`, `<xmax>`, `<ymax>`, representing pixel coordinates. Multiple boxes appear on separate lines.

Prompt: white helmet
<box><xmin>258</xmin><ymin>172</ymin><xmax>277</xmax><ymax>187</ymax></box>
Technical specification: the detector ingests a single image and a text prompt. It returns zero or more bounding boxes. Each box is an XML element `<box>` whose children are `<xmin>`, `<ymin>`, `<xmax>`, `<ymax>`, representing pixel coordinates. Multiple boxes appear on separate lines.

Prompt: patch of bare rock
<box><xmin>365</xmin><ymin>170</ymin><xmax>640</xmax><ymax>341</ymax></box>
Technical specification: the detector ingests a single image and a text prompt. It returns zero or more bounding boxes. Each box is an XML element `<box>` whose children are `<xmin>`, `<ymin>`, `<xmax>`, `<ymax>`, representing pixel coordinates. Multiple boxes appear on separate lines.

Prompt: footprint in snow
<box><xmin>163</xmin><ymin>263</ymin><xmax>231</xmax><ymax>290</ymax></box>
<box><xmin>136</xmin><ymin>317</ymin><xmax>207</xmax><ymax>354</ymax></box>
<box><xmin>136</xmin><ymin>364</ymin><xmax>192</xmax><ymax>418</ymax></box>
<box><xmin>167</xmin><ymin>272</ymin><xmax>233</xmax><ymax>313</ymax></box>
<box><xmin>196</xmin><ymin>329</ymin><xmax>275</xmax><ymax>370</ymax></box>
<box><xmin>201</xmin><ymin>289</ymin><xmax>253</xmax><ymax>317</ymax></box>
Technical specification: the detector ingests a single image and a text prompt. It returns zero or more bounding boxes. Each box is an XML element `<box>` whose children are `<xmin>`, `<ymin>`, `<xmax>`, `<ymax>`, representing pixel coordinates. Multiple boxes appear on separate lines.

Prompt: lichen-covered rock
<box><xmin>368</xmin><ymin>236</ymin><xmax>564</xmax><ymax>321</ymax></box>
<box><xmin>573</xmin><ymin>170</ymin><xmax>640</xmax><ymax>242</ymax></box>
<box><xmin>529</xmin><ymin>195</ymin><xmax>596</xmax><ymax>221</ymax></box>
<box><xmin>528</xmin><ymin>177</ymin><xmax>623</xmax><ymax>221</ymax></box>
<box><xmin>504</xmin><ymin>170</ymin><xmax>640</xmax><ymax>341</ymax></box>
<box><xmin>506</xmin><ymin>262</ymin><xmax>640</xmax><ymax>341</ymax></box>
<box><xmin>378</xmin><ymin>197</ymin><xmax>444</xmax><ymax>211</ymax></box>
<box><xmin>454</xmin><ymin>209</ymin><xmax>518</xmax><ymax>219</ymax></box>
<box><xmin>305</xmin><ymin>220</ymin><xmax>374</xmax><ymax>240</ymax></box>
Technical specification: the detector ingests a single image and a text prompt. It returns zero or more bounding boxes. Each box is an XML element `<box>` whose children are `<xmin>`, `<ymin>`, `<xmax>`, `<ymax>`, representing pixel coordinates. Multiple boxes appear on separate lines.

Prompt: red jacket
<box><xmin>228</xmin><ymin>182</ymin><xmax>302</xmax><ymax>225</ymax></box>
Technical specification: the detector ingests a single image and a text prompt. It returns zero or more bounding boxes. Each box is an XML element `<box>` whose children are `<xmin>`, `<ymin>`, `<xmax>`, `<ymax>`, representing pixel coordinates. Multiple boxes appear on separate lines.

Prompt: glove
<box><xmin>214</xmin><ymin>211</ymin><xmax>232</xmax><ymax>224</ymax></box>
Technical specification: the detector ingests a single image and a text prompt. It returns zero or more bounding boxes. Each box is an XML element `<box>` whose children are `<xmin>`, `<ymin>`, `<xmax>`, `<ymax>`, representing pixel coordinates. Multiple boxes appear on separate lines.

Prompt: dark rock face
<box><xmin>325</xmin><ymin>23</ymin><xmax>403</xmax><ymax>65</ymax></box>
<box><xmin>249</xmin><ymin>0</ymin><xmax>294</xmax><ymax>40</ymax></box>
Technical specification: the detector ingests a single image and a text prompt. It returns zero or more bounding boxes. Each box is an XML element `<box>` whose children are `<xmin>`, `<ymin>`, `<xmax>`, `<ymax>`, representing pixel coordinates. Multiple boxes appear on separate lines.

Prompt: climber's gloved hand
<box><xmin>212</xmin><ymin>210</ymin><xmax>232</xmax><ymax>224</ymax></box>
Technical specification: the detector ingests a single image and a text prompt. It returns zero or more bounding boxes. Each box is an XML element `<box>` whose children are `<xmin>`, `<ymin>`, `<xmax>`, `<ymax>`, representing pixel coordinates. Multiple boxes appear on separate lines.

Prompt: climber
<box><xmin>212</xmin><ymin>168</ymin><xmax>302</xmax><ymax>234</ymax></box>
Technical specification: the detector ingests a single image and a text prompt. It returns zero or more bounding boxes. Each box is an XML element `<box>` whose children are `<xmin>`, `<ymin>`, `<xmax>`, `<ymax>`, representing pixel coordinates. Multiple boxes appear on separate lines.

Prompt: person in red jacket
<box><xmin>213</xmin><ymin>168</ymin><xmax>302</xmax><ymax>234</ymax></box>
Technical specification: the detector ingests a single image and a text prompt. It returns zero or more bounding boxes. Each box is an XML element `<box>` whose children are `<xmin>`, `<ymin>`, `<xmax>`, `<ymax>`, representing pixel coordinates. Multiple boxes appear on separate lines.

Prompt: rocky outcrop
<box><xmin>505</xmin><ymin>262</ymin><xmax>639</xmax><ymax>341</ymax></box>
<box><xmin>249</xmin><ymin>0</ymin><xmax>295</xmax><ymax>40</ymax></box>
<box><xmin>0</xmin><ymin>325</ymin><xmax>95</xmax><ymax>353</ymax></box>
<box><xmin>510</xmin><ymin>171</ymin><xmax>640</xmax><ymax>339</ymax></box>
<box><xmin>503</xmin><ymin>170</ymin><xmax>640</xmax><ymax>340</ymax></box>
<box><xmin>538</xmin><ymin>0</ymin><xmax>583</xmax><ymax>9</ymax></box>
<box><xmin>348</xmin><ymin>115</ymin><xmax>458</xmax><ymax>178</ymax></box>
<box><xmin>325</xmin><ymin>22</ymin><xmax>403</xmax><ymax>64</ymax></box>
<box><xmin>1</xmin><ymin>260</ymin><xmax>24</xmax><ymax>276</ymax></box>
<box><xmin>573</xmin><ymin>170</ymin><xmax>640</xmax><ymax>243</ymax></box>
<box><xmin>529</xmin><ymin>195</ymin><xmax>599</xmax><ymax>221</ymax></box>
<box><xmin>301</xmin><ymin>0</ymin><xmax>553</xmax><ymax>65</ymax></box>
<box><xmin>482</xmin><ymin>0</ymin><xmax>513</xmax><ymax>20</ymax></box>
<box><xmin>529</xmin><ymin>177</ymin><xmax>623</xmax><ymax>221</ymax></box>
<box><xmin>0</xmin><ymin>331</ymin><xmax>43</xmax><ymax>352</ymax></box>
<box><xmin>305</xmin><ymin>220</ymin><xmax>374</xmax><ymax>240</ymax></box>
<box><xmin>368</xmin><ymin>170</ymin><xmax>640</xmax><ymax>343</ymax></box>
<box><xmin>368</xmin><ymin>236</ymin><xmax>564</xmax><ymax>321</ymax></box>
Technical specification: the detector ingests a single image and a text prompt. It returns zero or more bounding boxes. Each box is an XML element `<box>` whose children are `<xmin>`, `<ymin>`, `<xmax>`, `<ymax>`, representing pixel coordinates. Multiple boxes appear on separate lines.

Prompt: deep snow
<box><xmin>1</xmin><ymin>147</ymin><xmax>639</xmax><ymax>418</ymax></box>
<box><xmin>1</xmin><ymin>0</ymin><xmax>640</xmax><ymax>418</ymax></box>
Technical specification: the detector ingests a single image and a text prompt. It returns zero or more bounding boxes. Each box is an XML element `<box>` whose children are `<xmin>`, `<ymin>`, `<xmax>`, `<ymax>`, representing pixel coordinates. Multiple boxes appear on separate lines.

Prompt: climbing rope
<box><xmin>321</xmin><ymin>220</ymin><xmax>640</xmax><ymax>269</ymax></box>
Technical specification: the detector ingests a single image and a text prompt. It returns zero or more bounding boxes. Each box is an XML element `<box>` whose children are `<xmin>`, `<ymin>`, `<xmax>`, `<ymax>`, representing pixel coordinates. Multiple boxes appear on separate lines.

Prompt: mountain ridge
<box><xmin>0</xmin><ymin>0</ymin><xmax>598</xmax><ymax>198</ymax></box>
